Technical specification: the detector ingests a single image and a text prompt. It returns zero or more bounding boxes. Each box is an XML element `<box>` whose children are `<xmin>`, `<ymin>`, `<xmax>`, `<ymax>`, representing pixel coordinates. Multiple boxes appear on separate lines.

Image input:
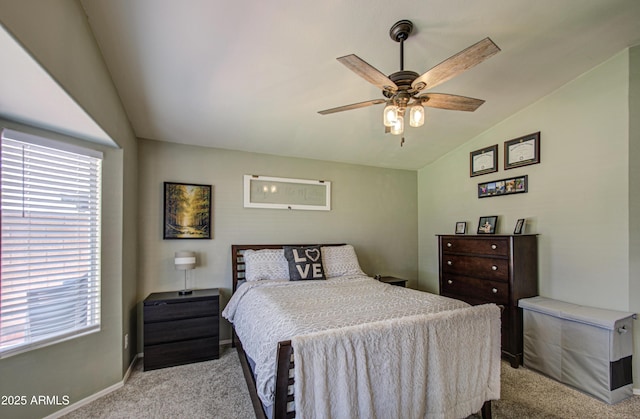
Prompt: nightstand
<box><xmin>378</xmin><ymin>276</ymin><xmax>408</xmax><ymax>287</ymax></box>
<box><xmin>143</xmin><ymin>288</ymin><xmax>219</xmax><ymax>371</ymax></box>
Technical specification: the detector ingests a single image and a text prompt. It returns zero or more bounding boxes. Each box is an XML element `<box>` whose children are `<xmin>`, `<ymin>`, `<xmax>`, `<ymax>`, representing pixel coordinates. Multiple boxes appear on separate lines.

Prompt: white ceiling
<box><xmin>7</xmin><ymin>1</ymin><xmax>640</xmax><ymax>170</ymax></box>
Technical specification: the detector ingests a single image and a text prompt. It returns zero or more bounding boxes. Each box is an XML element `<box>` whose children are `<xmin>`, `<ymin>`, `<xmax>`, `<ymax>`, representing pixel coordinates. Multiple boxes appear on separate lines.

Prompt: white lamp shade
<box><xmin>175</xmin><ymin>251</ymin><xmax>196</xmax><ymax>270</ymax></box>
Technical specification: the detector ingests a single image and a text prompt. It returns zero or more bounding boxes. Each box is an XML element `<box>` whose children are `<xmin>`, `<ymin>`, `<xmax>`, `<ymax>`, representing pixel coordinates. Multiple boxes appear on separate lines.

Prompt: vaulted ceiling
<box><xmin>4</xmin><ymin>1</ymin><xmax>640</xmax><ymax>170</ymax></box>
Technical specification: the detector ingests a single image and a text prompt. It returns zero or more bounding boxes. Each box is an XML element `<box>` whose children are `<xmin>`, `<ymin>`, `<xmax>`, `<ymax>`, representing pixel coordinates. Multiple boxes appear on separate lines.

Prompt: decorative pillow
<box><xmin>321</xmin><ymin>244</ymin><xmax>365</xmax><ymax>278</ymax></box>
<box><xmin>283</xmin><ymin>245</ymin><xmax>326</xmax><ymax>281</ymax></box>
<box><xmin>243</xmin><ymin>249</ymin><xmax>289</xmax><ymax>281</ymax></box>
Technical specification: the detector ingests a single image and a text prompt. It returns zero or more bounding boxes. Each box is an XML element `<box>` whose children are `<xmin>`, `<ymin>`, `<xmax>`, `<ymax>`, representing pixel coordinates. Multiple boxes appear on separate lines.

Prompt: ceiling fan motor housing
<box><xmin>383</xmin><ymin>71</ymin><xmax>419</xmax><ymax>104</ymax></box>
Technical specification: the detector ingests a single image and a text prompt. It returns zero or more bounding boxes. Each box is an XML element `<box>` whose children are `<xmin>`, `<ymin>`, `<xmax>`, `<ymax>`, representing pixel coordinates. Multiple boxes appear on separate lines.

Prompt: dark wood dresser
<box><xmin>437</xmin><ymin>235</ymin><xmax>538</xmax><ymax>367</ymax></box>
<box><xmin>143</xmin><ymin>288</ymin><xmax>219</xmax><ymax>371</ymax></box>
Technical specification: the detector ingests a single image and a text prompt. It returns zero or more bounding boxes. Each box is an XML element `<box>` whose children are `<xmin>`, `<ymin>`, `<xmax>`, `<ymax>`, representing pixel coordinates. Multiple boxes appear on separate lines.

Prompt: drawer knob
<box><xmin>447</xmin><ymin>260</ymin><xmax>453</xmax><ymax>266</ymax></box>
<box><xmin>492</xmin><ymin>288</ymin><xmax>498</xmax><ymax>294</ymax></box>
<box><xmin>491</xmin><ymin>244</ymin><xmax>497</xmax><ymax>250</ymax></box>
<box><xmin>447</xmin><ymin>280</ymin><xmax>453</xmax><ymax>285</ymax></box>
<box><xmin>491</xmin><ymin>265</ymin><xmax>498</xmax><ymax>271</ymax></box>
<box><xmin>447</xmin><ymin>242</ymin><xmax>452</xmax><ymax>248</ymax></box>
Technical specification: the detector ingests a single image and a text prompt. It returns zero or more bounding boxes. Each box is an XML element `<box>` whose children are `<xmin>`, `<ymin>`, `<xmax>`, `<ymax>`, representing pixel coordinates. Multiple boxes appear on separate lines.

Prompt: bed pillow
<box><xmin>321</xmin><ymin>244</ymin><xmax>366</xmax><ymax>278</ymax></box>
<box><xmin>243</xmin><ymin>249</ymin><xmax>289</xmax><ymax>281</ymax></box>
<box><xmin>283</xmin><ymin>245</ymin><xmax>326</xmax><ymax>281</ymax></box>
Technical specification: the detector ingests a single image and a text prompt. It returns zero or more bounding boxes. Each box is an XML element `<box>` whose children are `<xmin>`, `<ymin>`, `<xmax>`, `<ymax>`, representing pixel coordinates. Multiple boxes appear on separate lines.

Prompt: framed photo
<box><xmin>505</xmin><ymin>132</ymin><xmax>540</xmax><ymax>170</ymax></box>
<box><xmin>470</xmin><ymin>144</ymin><xmax>498</xmax><ymax>177</ymax></box>
<box><xmin>455</xmin><ymin>221</ymin><xmax>467</xmax><ymax>234</ymax></box>
<box><xmin>477</xmin><ymin>216</ymin><xmax>498</xmax><ymax>234</ymax></box>
<box><xmin>514</xmin><ymin>218</ymin><xmax>525</xmax><ymax>234</ymax></box>
<box><xmin>243</xmin><ymin>175</ymin><xmax>331</xmax><ymax>211</ymax></box>
<box><xmin>163</xmin><ymin>182</ymin><xmax>212</xmax><ymax>239</ymax></box>
<box><xmin>478</xmin><ymin>175</ymin><xmax>528</xmax><ymax>198</ymax></box>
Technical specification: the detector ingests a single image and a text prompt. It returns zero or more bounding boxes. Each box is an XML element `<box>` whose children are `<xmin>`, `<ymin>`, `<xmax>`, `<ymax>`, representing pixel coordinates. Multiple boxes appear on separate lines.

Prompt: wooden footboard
<box><xmin>235</xmin><ymin>333</ymin><xmax>492</xmax><ymax>419</ymax></box>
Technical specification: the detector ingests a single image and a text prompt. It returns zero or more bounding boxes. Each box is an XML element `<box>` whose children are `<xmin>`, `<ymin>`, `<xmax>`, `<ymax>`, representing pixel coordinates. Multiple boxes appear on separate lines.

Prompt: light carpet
<box><xmin>63</xmin><ymin>345</ymin><xmax>640</xmax><ymax>418</ymax></box>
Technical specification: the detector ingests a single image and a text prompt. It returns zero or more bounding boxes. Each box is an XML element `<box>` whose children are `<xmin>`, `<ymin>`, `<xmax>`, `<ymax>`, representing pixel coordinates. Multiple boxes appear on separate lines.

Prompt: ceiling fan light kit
<box><xmin>319</xmin><ymin>19</ymin><xmax>501</xmax><ymax>142</ymax></box>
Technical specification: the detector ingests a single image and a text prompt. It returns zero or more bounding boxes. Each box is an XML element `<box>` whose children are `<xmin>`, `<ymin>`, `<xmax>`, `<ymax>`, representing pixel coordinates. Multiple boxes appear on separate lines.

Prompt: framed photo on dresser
<box><xmin>455</xmin><ymin>221</ymin><xmax>467</xmax><ymax>234</ymax></box>
<box><xmin>477</xmin><ymin>216</ymin><xmax>498</xmax><ymax>234</ymax></box>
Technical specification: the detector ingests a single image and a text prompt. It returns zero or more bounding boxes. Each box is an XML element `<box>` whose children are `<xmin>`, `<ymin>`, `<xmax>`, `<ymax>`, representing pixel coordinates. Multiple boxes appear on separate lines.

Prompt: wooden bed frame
<box><xmin>230</xmin><ymin>244</ymin><xmax>493</xmax><ymax>419</ymax></box>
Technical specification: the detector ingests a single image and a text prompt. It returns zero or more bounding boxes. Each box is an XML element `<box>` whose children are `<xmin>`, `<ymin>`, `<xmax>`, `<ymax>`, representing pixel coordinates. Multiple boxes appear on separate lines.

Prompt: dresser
<box><xmin>437</xmin><ymin>235</ymin><xmax>538</xmax><ymax>367</ymax></box>
<box><xmin>143</xmin><ymin>288</ymin><xmax>219</xmax><ymax>371</ymax></box>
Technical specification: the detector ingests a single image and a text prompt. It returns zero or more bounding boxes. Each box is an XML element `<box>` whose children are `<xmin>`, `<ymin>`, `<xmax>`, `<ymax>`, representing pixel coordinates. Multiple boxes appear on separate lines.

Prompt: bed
<box><xmin>223</xmin><ymin>244</ymin><xmax>501</xmax><ymax>419</ymax></box>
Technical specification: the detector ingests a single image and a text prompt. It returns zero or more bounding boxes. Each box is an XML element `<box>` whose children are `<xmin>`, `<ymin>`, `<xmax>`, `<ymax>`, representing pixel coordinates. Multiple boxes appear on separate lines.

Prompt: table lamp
<box><xmin>175</xmin><ymin>251</ymin><xmax>196</xmax><ymax>295</ymax></box>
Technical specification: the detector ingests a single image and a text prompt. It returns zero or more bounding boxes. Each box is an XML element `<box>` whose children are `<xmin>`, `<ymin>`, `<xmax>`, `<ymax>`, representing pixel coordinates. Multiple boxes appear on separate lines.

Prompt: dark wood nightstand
<box><xmin>143</xmin><ymin>288</ymin><xmax>219</xmax><ymax>371</ymax></box>
<box><xmin>378</xmin><ymin>276</ymin><xmax>408</xmax><ymax>287</ymax></box>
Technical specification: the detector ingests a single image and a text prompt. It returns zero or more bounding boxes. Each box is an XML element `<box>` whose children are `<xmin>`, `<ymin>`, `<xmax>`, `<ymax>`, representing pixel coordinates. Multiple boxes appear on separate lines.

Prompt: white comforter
<box><xmin>222</xmin><ymin>275</ymin><xmax>478</xmax><ymax>407</ymax></box>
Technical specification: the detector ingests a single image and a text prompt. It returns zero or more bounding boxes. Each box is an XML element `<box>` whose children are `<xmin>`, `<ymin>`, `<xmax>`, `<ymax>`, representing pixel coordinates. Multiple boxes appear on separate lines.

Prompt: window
<box><xmin>0</xmin><ymin>129</ymin><xmax>102</xmax><ymax>358</ymax></box>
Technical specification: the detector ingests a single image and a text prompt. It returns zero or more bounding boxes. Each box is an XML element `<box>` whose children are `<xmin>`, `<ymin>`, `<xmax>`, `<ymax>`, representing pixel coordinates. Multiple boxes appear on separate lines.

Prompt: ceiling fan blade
<box><xmin>418</xmin><ymin>93</ymin><xmax>485</xmax><ymax>112</ymax></box>
<box><xmin>411</xmin><ymin>38</ymin><xmax>500</xmax><ymax>92</ymax></box>
<box><xmin>318</xmin><ymin>99</ymin><xmax>386</xmax><ymax>115</ymax></box>
<box><xmin>337</xmin><ymin>54</ymin><xmax>398</xmax><ymax>93</ymax></box>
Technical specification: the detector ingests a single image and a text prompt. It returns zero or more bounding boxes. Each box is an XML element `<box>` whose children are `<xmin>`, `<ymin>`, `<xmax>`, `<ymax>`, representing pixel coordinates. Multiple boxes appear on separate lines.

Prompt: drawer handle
<box><xmin>491</xmin><ymin>265</ymin><xmax>498</xmax><ymax>271</ymax></box>
<box><xmin>492</xmin><ymin>288</ymin><xmax>498</xmax><ymax>294</ymax></box>
<box><xmin>491</xmin><ymin>244</ymin><xmax>497</xmax><ymax>250</ymax></box>
<box><xmin>447</xmin><ymin>280</ymin><xmax>453</xmax><ymax>285</ymax></box>
<box><xmin>618</xmin><ymin>326</ymin><xmax>628</xmax><ymax>334</ymax></box>
<box><xmin>447</xmin><ymin>260</ymin><xmax>453</xmax><ymax>266</ymax></box>
<box><xmin>447</xmin><ymin>242</ymin><xmax>452</xmax><ymax>248</ymax></box>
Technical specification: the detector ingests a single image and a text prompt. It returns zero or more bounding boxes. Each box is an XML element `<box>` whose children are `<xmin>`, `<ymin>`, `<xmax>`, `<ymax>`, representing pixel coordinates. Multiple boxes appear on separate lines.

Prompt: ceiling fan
<box><xmin>318</xmin><ymin>20</ymin><xmax>500</xmax><ymax>145</ymax></box>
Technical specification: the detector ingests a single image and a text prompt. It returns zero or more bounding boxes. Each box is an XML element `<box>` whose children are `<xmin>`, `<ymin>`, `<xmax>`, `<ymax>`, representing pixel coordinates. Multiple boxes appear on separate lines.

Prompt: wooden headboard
<box><xmin>231</xmin><ymin>244</ymin><xmax>345</xmax><ymax>292</ymax></box>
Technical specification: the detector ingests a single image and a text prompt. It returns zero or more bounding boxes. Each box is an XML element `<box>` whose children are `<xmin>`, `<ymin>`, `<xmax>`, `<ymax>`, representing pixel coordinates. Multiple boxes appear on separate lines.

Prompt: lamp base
<box><xmin>178</xmin><ymin>289</ymin><xmax>193</xmax><ymax>295</ymax></box>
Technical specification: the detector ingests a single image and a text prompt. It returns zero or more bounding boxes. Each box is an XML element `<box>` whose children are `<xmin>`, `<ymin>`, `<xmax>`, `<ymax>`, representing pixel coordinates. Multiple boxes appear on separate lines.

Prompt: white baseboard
<box><xmin>44</xmin><ymin>354</ymin><xmax>139</xmax><ymax>419</ymax></box>
<box><xmin>634</xmin><ymin>387</ymin><xmax>640</xmax><ymax>396</ymax></box>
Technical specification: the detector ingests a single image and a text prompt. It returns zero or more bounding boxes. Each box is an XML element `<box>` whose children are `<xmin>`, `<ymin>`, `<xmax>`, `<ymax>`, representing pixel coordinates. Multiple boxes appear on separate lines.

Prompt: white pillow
<box><xmin>321</xmin><ymin>245</ymin><xmax>365</xmax><ymax>278</ymax></box>
<box><xmin>243</xmin><ymin>249</ymin><xmax>289</xmax><ymax>281</ymax></box>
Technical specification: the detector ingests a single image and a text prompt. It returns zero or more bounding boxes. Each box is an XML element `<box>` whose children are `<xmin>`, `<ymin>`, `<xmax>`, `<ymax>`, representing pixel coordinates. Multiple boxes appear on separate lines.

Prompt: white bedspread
<box><xmin>222</xmin><ymin>275</ymin><xmax>476</xmax><ymax>407</ymax></box>
<box><xmin>292</xmin><ymin>304</ymin><xmax>501</xmax><ymax>419</ymax></box>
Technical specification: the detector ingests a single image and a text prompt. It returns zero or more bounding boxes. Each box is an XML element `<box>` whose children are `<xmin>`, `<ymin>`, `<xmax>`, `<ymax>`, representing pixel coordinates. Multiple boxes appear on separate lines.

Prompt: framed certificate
<box><xmin>469</xmin><ymin>144</ymin><xmax>498</xmax><ymax>177</ymax></box>
<box><xmin>505</xmin><ymin>132</ymin><xmax>540</xmax><ymax>169</ymax></box>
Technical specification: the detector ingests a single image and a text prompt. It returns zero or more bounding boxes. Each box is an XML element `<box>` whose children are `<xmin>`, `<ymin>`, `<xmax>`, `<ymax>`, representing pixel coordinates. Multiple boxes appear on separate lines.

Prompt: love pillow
<box><xmin>283</xmin><ymin>245</ymin><xmax>326</xmax><ymax>281</ymax></box>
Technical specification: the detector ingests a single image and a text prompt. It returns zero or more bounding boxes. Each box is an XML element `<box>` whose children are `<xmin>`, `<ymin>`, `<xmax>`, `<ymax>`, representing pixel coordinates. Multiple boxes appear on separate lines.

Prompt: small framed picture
<box><xmin>514</xmin><ymin>218</ymin><xmax>525</xmax><ymax>234</ymax></box>
<box><xmin>455</xmin><ymin>221</ymin><xmax>466</xmax><ymax>234</ymax></box>
<box><xmin>470</xmin><ymin>144</ymin><xmax>498</xmax><ymax>177</ymax></box>
<box><xmin>505</xmin><ymin>132</ymin><xmax>540</xmax><ymax>170</ymax></box>
<box><xmin>477</xmin><ymin>216</ymin><xmax>498</xmax><ymax>234</ymax></box>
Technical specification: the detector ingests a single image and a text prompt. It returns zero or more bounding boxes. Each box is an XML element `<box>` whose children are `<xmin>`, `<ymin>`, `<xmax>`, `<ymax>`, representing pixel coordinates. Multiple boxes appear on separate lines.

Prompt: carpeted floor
<box><xmin>63</xmin><ymin>345</ymin><xmax>640</xmax><ymax>418</ymax></box>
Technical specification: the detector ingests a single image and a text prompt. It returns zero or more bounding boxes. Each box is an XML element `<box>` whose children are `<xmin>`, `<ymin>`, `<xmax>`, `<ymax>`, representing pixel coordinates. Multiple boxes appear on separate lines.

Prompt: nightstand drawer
<box><xmin>144</xmin><ymin>337</ymin><xmax>219</xmax><ymax>371</ymax></box>
<box><xmin>441</xmin><ymin>274</ymin><xmax>509</xmax><ymax>305</ymax></box>
<box><xmin>441</xmin><ymin>255</ymin><xmax>509</xmax><ymax>281</ymax></box>
<box><xmin>144</xmin><ymin>316</ymin><xmax>218</xmax><ymax>345</ymax></box>
<box><xmin>144</xmin><ymin>299</ymin><xmax>218</xmax><ymax>323</ymax></box>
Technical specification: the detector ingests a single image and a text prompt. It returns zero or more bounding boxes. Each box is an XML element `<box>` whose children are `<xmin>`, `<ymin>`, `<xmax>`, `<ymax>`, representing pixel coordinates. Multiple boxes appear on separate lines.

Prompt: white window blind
<box><xmin>0</xmin><ymin>129</ymin><xmax>102</xmax><ymax>358</ymax></box>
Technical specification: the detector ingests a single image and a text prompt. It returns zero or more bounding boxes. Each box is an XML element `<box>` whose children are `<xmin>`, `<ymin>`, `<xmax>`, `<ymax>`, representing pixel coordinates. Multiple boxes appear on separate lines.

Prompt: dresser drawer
<box><xmin>441</xmin><ymin>237</ymin><xmax>509</xmax><ymax>257</ymax></box>
<box><xmin>441</xmin><ymin>274</ymin><xmax>509</xmax><ymax>305</ymax></box>
<box><xmin>441</xmin><ymin>254</ymin><xmax>509</xmax><ymax>281</ymax></box>
<box><xmin>144</xmin><ymin>316</ymin><xmax>218</xmax><ymax>345</ymax></box>
<box><xmin>144</xmin><ymin>299</ymin><xmax>218</xmax><ymax>323</ymax></box>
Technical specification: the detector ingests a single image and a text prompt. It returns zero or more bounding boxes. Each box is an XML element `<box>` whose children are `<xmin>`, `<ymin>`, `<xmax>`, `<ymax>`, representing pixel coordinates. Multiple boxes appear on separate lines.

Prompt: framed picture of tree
<box><xmin>163</xmin><ymin>182</ymin><xmax>212</xmax><ymax>239</ymax></box>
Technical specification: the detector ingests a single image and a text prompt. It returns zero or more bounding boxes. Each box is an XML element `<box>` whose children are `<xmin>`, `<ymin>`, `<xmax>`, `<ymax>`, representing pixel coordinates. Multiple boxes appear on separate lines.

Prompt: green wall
<box><xmin>418</xmin><ymin>49</ymin><xmax>639</xmax><ymax>387</ymax></box>
<box><xmin>137</xmin><ymin>139</ymin><xmax>418</xmax><ymax>344</ymax></box>
<box><xmin>0</xmin><ymin>1</ymin><xmax>138</xmax><ymax>418</ymax></box>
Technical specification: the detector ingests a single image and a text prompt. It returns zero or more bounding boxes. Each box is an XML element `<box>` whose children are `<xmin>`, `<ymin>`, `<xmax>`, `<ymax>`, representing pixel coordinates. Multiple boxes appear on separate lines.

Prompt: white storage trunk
<box><xmin>519</xmin><ymin>296</ymin><xmax>635</xmax><ymax>404</ymax></box>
